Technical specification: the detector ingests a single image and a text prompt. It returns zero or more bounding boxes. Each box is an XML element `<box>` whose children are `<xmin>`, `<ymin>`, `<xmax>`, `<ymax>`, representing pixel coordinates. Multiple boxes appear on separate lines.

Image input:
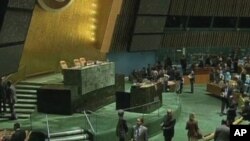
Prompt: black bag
<box><xmin>195</xmin><ymin>131</ymin><xmax>203</xmax><ymax>139</ymax></box>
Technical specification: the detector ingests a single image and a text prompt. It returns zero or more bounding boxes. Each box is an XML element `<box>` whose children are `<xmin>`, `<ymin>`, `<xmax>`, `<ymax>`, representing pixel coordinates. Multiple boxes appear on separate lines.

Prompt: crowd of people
<box><xmin>116</xmin><ymin>109</ymin><xmax>204</xmax><ymax>141</ymax></box>
<box><xmin>129</xmin><ymin>58</ymin><xmax>195</xmax><ymax>94</ymax></box>
<box><xmin>119</xmin><ymin>53</ymin><xmax>250</xmax><ymax>141</ymax></box>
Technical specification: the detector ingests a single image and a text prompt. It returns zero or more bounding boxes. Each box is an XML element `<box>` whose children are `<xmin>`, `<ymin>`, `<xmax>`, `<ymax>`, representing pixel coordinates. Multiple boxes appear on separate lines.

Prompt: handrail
<box><xmin>122</xmin><ymin>100</ymin><xmax>161</xmax><ymax>111</ymax></box>
<box><xmin>203</xmin><ymin>117</ymin><xmax>244</xmax><ymax>141</ymax></box>
<box><xmin>85</xmin><ymin>101</ymin><xmax>180</xmax><ymax>119</ymax></box>
<box><xmin>83</xmin><ymin>110</ymin><xmax>96</xmax><ymax>133</ymax></box>
<box><xmin>45</xmin><ymin>114</ymin><xmax>51</xmax><ymax>141</ymax></box>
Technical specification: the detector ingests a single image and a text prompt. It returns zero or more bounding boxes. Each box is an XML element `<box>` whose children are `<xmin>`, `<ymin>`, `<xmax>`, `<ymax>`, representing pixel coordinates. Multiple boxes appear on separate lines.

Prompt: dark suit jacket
<box><xmin>10</xmin><ymin>129</ymin><xmax>26</xmax><ymax>141</ymax></box>
<box><xmin>131</xmin><ymin>125</ymin><xmax>148</xmax><ymax>141</ymax></box>
<box><xmin>214</xmin><ymin>124</ymin><xmax>230</xmax><ymax>141</ymax></box>
<box><xmin>161</xmin><ymin>116</ymin><xmax>176</xmax><ymax>138</ymax></box>
<box><xmin>221</xmin><ymin>87</ymin><xmax>233</xmax><ymax>101</ymax></box>
<box><xmin>116</xmin><ymin>118</ymin><xmax>128</xmax><ymax>138</ymax></box>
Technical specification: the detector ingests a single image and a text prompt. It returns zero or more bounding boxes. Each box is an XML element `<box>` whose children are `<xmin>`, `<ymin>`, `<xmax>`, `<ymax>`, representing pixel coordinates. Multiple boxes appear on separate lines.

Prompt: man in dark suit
<box><xmin>10</xmin><ymin>122</ymin><xmax>26</xmax><ymax>141</ymax></box>
<box><xmin>180</xmin><ymin>55</ymin><xmax>187</xmax><ymax>75</ymax></box>
<box><xmin>214</xmin><ymin>119</ymin><xmax>230</xmax><ymax>141</ymax></box>
<box><xmin>116</xmin><ymin>109</ymin><xmax>128</xmax><ymax>141</ymax></box>
<box><xmin>6</xmin><ymin>80</ymin><xmax>17</xmax><ymax>120</ymax></box>
<box><xmin>131</xmin><ymin>118</ymin><xmax>148</xmax><ymax>141</ymax></box>
<box><xmin>220</xmin><ymin>82</ymin><xmax>233</xmax><ymax>116</ymax></box>
<box><xmin>161</xmin><ymin>109</ymin><xmax>176</xmax><ymax>141</ymax></box>
<box><xmin>188</xmin><ymin>70</ymin><xmax>195</xmax><ymax>93</ymax></box>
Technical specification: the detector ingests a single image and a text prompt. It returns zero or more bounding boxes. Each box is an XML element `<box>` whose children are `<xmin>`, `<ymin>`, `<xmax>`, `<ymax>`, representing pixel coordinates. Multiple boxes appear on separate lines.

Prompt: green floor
<box><xmin>1</xmin><ymin>83</ymin><xmax>233</xmax><ymax>141</ymax></box>
<box><xmin>150</xmin><ymin>84</ymin><xmax>224</xmax><ymax>141</ymax></box>
<box><xmin>1</xmin><ymin>72</ymin><xmax>240</xmax><ymax>140</ymax></box>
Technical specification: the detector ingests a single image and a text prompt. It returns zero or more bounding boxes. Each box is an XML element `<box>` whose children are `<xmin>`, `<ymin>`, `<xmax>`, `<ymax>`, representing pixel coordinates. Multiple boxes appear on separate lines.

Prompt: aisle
<box><xmin>150</xmin><ymin>84</ymin><xmax>223</xmax><ymax>141</ymax></box>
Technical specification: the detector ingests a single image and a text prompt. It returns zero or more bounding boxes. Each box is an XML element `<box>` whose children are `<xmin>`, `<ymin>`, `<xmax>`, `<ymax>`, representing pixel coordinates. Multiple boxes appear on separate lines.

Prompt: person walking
<box><xmin>6</xmin><ymin>80</ymin><xmax>17</xmax><ymax>120</ymax></box>
<box><xmin>116</xmin><ymin>110</ymin><xmax>128</xmax><ymax>141</ymax></box>
<box><xmin>161</xmin><ymin>109</ymin><xmax>176</xmax><ymax>141</ymax></box>
<box><xmin>188</xmin><ymin>70</ymin><xmax>195</xmax><ymax>93</ymax></box>
<box><xmin>214</xmin><ymin>119</ymin><xmax>230</xmax><ymax>141</ymax></box>
<box><xmin>186</xmin><ymin>113</ymin><xmax>201</xmax><ymax>141</ymax></box>
<box><xmin>131</xmin><ymin>117</ymin><xmax>148</xmax><ymax>141</ymax></box>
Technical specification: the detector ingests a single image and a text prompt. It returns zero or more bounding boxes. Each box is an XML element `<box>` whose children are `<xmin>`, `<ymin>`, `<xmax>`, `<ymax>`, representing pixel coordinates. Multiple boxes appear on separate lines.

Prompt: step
<box><xmin>6</xmin><ymin>108</ymin><xmax>35</xmax><ymax>113</ymax></box>
<box><xmin>0</xmin><ymin>117</ymin><xmax>9</xmax><ymax>121</ymax></box>
<box><xmin>17</xmin><ymin>114</ymin><xmax>31</xmax><ymax>119</ymax></box>
<box><xmin>50</xmin><ymin>134</ymin><xmax>89</xmax><ymax>141</ymax></box>
<box><xmin>17</xmin><ymin>99</ymin><xmax>37</xmax><ymax>103</ymax></box>
<box><xmin>50</xmin><ymin>129</ymin><xmax>85</xmax><ymax>138</ymax></box>
<box><xmin>17</xmin><ymin>82</ymin><xmax>45</xmax><ymax>86</ymax></box>
<box><xmin>15</xmin><ymin>103</ymin><xmax>36</xmax><ymax>109</ymax></box>
<box><xmin>16</xmin><ymin>89</ymin><xmax>37</xmax><ymax>94</ymax></box>
<box><xmin>16</xmin><ymin>84</ymin><xmax>41</xmax><ymax>90</ymax></box>
<box><xmin>1</xmin><ymin>113</ymin><xmax>30</xmax><ymax>119</ymax></box>
<box><xmin>16</xmin><ymin>94</ymin><xmax>37</xmax><ymax>99</ymax></box>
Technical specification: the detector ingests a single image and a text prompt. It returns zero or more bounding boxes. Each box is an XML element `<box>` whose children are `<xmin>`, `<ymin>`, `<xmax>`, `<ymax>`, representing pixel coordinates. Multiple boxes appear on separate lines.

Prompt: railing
<box><xmin>83</xmin><ymin>110</ymin><xmax>96</xmax><ymax>133</ymax></box>
<box><xmin>80</xmin><ymin>95</ymin><xmax>181</xmax><ymax>141</ymax></box>
<box><xmin>46</xmin><ymin>114</ymin><xmax>51</xmax><ymax>141</ymax></box>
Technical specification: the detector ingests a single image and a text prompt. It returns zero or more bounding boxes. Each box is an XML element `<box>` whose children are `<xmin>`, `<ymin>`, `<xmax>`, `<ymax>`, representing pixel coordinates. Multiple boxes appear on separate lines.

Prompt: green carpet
<box><xmin>0</xmin><ymin>83</ymin><xmax>236</xmax><ymax>141</ymax></box>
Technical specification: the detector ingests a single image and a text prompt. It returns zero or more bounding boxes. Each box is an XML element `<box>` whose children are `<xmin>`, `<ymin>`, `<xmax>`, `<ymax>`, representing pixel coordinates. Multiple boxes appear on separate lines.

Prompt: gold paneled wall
<box><xmin>96</xmin><ymin>0</ymin><xmax>113</xmax><ymax>49</ymax></box>
<box><xmin>19</xmin><ymin>0</ymin><xmax>113</xmax><ymax>77</ymax></box>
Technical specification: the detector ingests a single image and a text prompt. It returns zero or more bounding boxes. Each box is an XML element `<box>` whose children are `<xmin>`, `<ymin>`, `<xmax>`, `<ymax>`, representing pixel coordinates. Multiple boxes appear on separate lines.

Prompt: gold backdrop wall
<box><xmin>16</xmin><ymin>0</ymin><xmax>113</xmax><ymax>78</ymax></box>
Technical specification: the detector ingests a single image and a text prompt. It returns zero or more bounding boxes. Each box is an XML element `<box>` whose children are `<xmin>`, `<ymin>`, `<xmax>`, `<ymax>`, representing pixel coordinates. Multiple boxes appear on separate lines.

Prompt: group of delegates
<box><xmin>130</xmin><ymin>61</ymin><xmax>195</xmax><ymax>94</ymax></box>
<box><xmin>116</xmin><ymin>109</ymin><xmax>147</xmax><ymax>141</ymax></box>
<box><xmin>115</xmin><ymin>109</ymin><xmax>244</xmax><ymax>141</ymax></box>
<box><xmin>115</xmin><ymin>109</ymin><xmax>205</xmax><ymax>141</ymax></box>
<box><xmin>0</xmin><ymin>77</ymin><xmax>17</xmax><ymax>120</ymax></box>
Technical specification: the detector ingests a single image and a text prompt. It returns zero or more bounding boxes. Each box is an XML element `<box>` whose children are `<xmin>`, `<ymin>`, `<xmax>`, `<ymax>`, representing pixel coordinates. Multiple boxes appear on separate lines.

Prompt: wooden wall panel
<box><xmin>161</xmin><ymin>31</ymin><xmax>250</xmax><ymax>48</ymax></box>
<box><xmin>168</xmin><ymin>0</ymin><xmax>250</xmax><ymax>16</ymax></box>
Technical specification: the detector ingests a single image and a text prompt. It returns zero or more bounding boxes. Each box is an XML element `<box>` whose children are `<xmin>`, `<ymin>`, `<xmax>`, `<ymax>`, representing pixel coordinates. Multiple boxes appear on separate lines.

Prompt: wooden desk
<box><xmin>206</xmin><ymin>83</ymin><xmax>223</xmax><ymax>97</ymax></box>
<box><xmin>63</xmin><ymin>62</ymin><xmax>115</xmax><ymax>94</ymax></box>
<box><xmin>184</xmin><ymin>67</ymin><xmax>211</xmax><ymax>85</ymax></box>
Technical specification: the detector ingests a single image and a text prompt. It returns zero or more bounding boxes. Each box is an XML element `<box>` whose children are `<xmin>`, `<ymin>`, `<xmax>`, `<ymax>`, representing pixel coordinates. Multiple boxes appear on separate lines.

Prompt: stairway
<box><xmin>49</xmin><ymin>128</ymin><xmax>92</xmax><ymax>141</ymax></box>
<box><xmin>1</xmin><ymin>82</ymin><xmax>43</xmax><ymax>120</ymax></box>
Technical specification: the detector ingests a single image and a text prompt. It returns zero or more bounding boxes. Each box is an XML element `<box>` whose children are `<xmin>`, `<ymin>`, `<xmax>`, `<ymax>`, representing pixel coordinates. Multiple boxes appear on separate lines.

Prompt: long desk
<box><xmin>63</xmin><ymin>62</ymin><xmax>115</xmax><ymax>95</ymax></box>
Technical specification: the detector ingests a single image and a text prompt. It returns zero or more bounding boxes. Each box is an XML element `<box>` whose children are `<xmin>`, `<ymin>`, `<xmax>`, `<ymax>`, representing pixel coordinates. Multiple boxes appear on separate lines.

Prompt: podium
<box><xmin>37</xmin><ymin>85</ymin><xmax>77</xmax><ymax>115</ymax></box>
<box><xmin>206</xmin><ymin>83</ymin><xmax>223</xmax><ymax>97</ymax></box>
<box><xmin>63</xmin><ymin>62</ymin><xmax>115</xmax><ymax>95</ymax></box>
<box><xmin>116</xmin><ymin>82</ymin><xmax>163</xmax><ymax>113</ymax></box>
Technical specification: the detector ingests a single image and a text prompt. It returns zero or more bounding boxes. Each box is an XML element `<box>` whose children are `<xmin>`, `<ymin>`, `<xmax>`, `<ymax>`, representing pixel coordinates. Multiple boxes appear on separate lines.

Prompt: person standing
<box><xmin>220</xmin><ymin>82</ymin><xmax>233</xmax><ymax>116</ymax></box>
<box><xmin>0</xmin><ymin>77</ymin><xmax>7</xmax><ymax>114</ymax></box>
<box><xmin>131</xmin><ymin>117</ymin><xmax>148</xmax><ymax>141</ymax></box>
<box><xmin>116</xmin><ymin>109</ymin><xmax>128</xmax><ymax>141</ymax></box>
<box><xmin>161</xmin><ymin>109</ymin><xmax>176</xmax><ymax>141</ymax></box>
<box><xmin>10</xmin><ymin>122</ymin><xmax>26</xmax><ymax>141</ymax></box>
<box><xmin>214</xmin><ymin>119</ymin><xmax>230</xmax><ymax>141</ymax></box>
<box><xmin>188</xmin><ymin>70</ymin><xmax>195</xmax><ymax>93</ymax></box>
<box><xmin>6</xmin><ymin>80</ymin><xmax>17</xmax><ymax>120</ymax></box>
<box><xmin>186</xmin><ymin>113</ymin><xmax>200</xmax><ymax>141</ymax></box>
<box><xmin>180</xmin><ymin>55</ymin><xmax>187</xmax><ymax>75</ymax></box>
<box><xmin>226</xmin><ymin>103</ymin><xmax>237</xmax><ymax>125</ymax></box>
<box><xmin>0</xmin><ymin>78</ymin><xmax>6</xmax><ymax>114</ymax></box>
